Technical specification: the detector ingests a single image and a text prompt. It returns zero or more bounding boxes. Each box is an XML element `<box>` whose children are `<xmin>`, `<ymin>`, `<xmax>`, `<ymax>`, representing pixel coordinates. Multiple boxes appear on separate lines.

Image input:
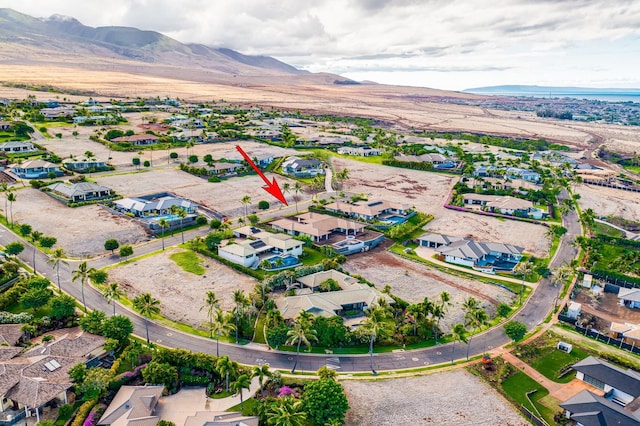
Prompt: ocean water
<box><xmin>471</xmin><ymin>90</ymin><xmax>640</xmax><ymax>103</ymax></box>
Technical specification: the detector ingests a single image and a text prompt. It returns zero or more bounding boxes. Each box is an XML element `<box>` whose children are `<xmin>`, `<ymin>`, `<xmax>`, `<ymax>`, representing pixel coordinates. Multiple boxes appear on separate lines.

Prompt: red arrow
<box><xmin>236</xmin><ymin>145</ymin><xmax>288</xmax><ymax>205</ymax></box>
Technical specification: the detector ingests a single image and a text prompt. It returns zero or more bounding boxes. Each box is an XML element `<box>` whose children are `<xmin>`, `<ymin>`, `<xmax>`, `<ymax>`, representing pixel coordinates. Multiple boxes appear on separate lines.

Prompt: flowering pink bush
<box><xmin>82</xmin><ymin>412</ymin><xmax>95</xmax><ymax>426</ymax></box>
<box><xmin>277</xmin><ymin>385</ymin><xmax>297</xmax><ymax>398</ymax></box>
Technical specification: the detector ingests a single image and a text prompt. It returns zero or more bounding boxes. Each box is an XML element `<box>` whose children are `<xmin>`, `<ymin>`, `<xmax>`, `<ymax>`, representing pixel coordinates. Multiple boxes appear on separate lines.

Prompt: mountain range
<box><xmin>0</xmin><ymin>8</ymin><xmax>307</xmax><ymax>78</ymax></box>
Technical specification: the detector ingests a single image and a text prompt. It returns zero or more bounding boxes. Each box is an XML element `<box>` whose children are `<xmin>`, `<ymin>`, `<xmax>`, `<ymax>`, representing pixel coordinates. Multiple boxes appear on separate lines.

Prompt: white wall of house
<box><xmin>218</xmin><ymin>249</ymin><xmax>257</xmax><ymax>267</ymax></box>
<box><xmin>444</xmin><ymin>255</ymin><xmax>474</xmax><ymax>267</ymax></box>
<box><xmin>282</xmin><ymin>245</ymin><xmax>303</xmax><ymax>257</ymax></box>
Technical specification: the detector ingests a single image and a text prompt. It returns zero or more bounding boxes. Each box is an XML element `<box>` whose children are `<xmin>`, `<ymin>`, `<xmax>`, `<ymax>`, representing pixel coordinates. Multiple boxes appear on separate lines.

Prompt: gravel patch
<box><xmin>576</xmin><ymin>183</ymin><xmax>640</xmax><ymax>223</ymax></box>
<box><xmin>343</xmin><ymin>370</ymin><xmax>529</xmax><ymax>426</ymax></box>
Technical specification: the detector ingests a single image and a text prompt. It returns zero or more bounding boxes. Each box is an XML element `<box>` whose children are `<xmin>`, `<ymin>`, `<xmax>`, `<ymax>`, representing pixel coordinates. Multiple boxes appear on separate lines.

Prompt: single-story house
<box><xmin>323</xmin><ymin>199</ymin><xmax>411</xmax><ymax>221</ymax></box>
<box><xmin>281</xmin><ymin>156</ymin><xmax>325</xmax><ymax>177</ymax></box>
<box><xmin>270</xmin><ymin>212</ymin><xmax>365</xmax><ymax>242</ymax></box>
<box><xmin>337</xmin><ymin>146</ymin><xmax>381</xmax><ymax>156</ymax></box>
<box><xmin>40</xmin><ymin>107</ymin><xmax>74</xmax><ymax>119</ymax></box>
<box><xmin>217</xmin><ymin>242</ymin><xmax>261</xmax><ymax>268</ymax></box>
<box><xmin>219</xmin><ymin>226</ymin><xmax>305</xmax><ymax>268</ymax></box>
<box><xmin>619</xmin><ymin>288</ymin><xmax>640</xmax><ymax>309</ymax></box>
<box><xmin>0</xmin><ymin>328</ymin><xmax>106</xmax><ymax>424</ymax></box>
<box><xmin>111</xmin><ymin>134</ymin><xmax>160</xmax><ymax>146</ymax></box>
<box><xmin>0</xmin><ymin>121</ymin><xmax>12</xmax><ymax>131</ymax></box>
<box><xmin>295</xmin><ymin>269</ymin><xmax>360</xmax><ymax>292</ymax></box>
<box><xmin>0</xmin><ymin>141</ymin><xmax>35</xmax><ymax>153</ymax></box>
<box><xmin>462</xmin><ymin>194</ymin><xmax>535</xmax><ymax>216</ymax></box>
<box><xmin>63</xmin><ymin>158</ymin><xmax>109</xmax><ymax>172</ymax></box>
<box><xmin>97</xmin><ymin>385</ymin><xmax>164</xmax><ymax>426</ymax></box>
<box><xmin>114</xmin><ymin>195</ymin><xmax>198</xmax><ymax>218</ymax></box>
<box><xmin>46</xmin><ymin>182</ymin><xmax>112</xmax><ymax>203</ymax></box>
<box><xmin>560</xmin><ymin>356</ymin><xmax>640</xmax><ymax>425</ymax></box>
<box><xmin>417</xmin><ymin>233</ymin><xmax>465</xmax><ymax>248</ymax></box>
<box><xmin>393</xmin><ymin>153</ymin><xmax>456</xmax><ymax>166</ymax></box>
<box><xmin>210</xmin><ymin>162</ymin><xmax>242</xmax><ymax>176</ymax></box>
<box><xmin>9</xmin><ymin>160</ymin><xmax>63</xmax><ymax>179</ymax></box>
<box><xmin>610</xmin><ymin>322</ymin><xmax>640</xmax><ymax>345</ymax></box>
<box><xmin>474</xmin><ymin>166</ymin><xmax>541</xmax><ymax>183</ymax></box>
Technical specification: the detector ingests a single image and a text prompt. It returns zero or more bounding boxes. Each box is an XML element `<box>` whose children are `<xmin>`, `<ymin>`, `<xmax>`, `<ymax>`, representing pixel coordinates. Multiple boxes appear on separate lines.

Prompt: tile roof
<box><xmin>98</xmin><ymin>385</ymin><xmax>164</xmax><ymax>426</ymax></box>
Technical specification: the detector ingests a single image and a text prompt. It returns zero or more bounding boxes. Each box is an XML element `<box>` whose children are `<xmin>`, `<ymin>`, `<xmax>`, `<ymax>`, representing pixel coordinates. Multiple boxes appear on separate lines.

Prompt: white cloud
<box><xmin>0</xmin><ymin>0</ymin><xmax>638</xmax><ymax>90</ymax></box>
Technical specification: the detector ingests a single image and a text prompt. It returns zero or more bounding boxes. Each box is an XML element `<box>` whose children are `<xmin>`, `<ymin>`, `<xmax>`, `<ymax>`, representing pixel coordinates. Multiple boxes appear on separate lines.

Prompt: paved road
<box><xmin>0</xmin><ymin>189</ymin><xmax>582</xmax><ymax>373</ymax></box>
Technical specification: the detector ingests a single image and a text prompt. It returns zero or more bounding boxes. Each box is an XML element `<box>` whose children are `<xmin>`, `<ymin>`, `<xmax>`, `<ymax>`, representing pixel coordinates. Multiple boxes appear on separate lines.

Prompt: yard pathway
<box><xmin>413</xmin><ymin>246</ymin><xmax>534</xmax><ymax>286</ymax></box>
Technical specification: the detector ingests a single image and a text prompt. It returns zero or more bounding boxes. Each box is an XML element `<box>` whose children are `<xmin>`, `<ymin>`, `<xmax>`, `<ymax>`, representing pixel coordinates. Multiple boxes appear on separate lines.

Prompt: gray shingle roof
<box><xmin>572</xmin><ymin>356</ymin><xmax>640</xmax><ymax>398</ymax></box>
<box><xmin>560</xmin><ymin>390</ymin><xmax>640</xmax><ymax>426</ymax></box>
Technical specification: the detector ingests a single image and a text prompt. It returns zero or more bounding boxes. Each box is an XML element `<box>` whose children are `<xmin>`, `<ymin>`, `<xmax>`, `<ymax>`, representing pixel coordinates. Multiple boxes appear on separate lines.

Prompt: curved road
<box><xmin>0</xmin><ymin>190</ymin><xmax>580</xmax><ymax>373</ymax></box>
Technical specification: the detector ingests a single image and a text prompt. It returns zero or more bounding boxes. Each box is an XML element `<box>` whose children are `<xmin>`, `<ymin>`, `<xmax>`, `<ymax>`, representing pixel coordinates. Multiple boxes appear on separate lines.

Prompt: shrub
<box><xmin>196</xmin><ymin>215</ymin><xmax>208</xmax><ymax>225</ymax></box>
<box><xmin>258</xmin><ymin>200</ymin><xmax>270</xmax><ymax>210</ymax></box>
<box><xmin>210</xmin><ymin>218</ymin><xmax>222</xmax><ymax>229</ymax></box>
<box><xmin>169</xmin><ymin>152</ymin><xmax>178</xmax><ymax>159</ymax></box>
<box><xmin>188</xmin><ymin>155</ymin><xmax>198</xmax><ymax>163</ymax></box>
<box><xmin>70</xmin><ymin>399</ymin><xmax>98</xmax><ymax>426</ymax></box>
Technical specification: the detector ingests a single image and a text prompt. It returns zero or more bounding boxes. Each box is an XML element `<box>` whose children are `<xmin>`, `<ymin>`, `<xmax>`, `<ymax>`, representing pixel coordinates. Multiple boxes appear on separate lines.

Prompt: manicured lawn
<box><xmin>0</xmin><ymin>132</ymin><xmax>30</xmax><ymax>142</ymax></box>
<box><xmin>300</xmin><ymin>246</ymin><xmax>325</xmax><ymax>266</ymax></box>
<box><xmin>623</xmin><ymin>164</ymin><xmax>640</xmax><ymax>174</ymax></box>
<box><xmin>530</xmin><ymin>346</ymin><xmax>590</xmax><ymax>383</ymax></box>
<box><xmin>501</xmin><ymin>371</ymin><xmax>557</xmax><ymax>424</ymax></box>
<box><xmin>253</xmin><ymin>313</ymin><xmax>267</xmax><ymax>344</ymax></box>
<box><xmin>169</xmin><ymin>250</ymin><xmax>206</xmax><ymax>275</ymax></box>
<box><xmin>226</xmin><ymin>397</ymin><xmax>259</xmax><ymax>416</ymax></box>
<box><xmin>33</xmin><ymin>121</ymin><xmax>74</xmax><ymax>128</ymax></box>
<box><xmin>7</xmin><ymin>302</ymin><xmax>54</xmax><ymax>319</ymax></box>
<box><xmin>592</xmin><ymin>222</ymin><xmax>624</xmax><ymax>238</ymax></box>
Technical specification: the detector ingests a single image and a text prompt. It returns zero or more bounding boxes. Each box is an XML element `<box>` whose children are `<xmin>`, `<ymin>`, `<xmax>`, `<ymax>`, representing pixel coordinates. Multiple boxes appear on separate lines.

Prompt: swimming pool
<box><xmin>148</xmin><ymin>214</ymin><xmax>180</xmax><ymax>222</ymax></box>
<box><xmin>264</xmin><ymin>255</ymin><xmax>301</xmax><ymax>269</ymax></box>
<box><xmin>382</xmin><ymin>215</ymin><xmax>407</xmax><ymax>225</ymax></box>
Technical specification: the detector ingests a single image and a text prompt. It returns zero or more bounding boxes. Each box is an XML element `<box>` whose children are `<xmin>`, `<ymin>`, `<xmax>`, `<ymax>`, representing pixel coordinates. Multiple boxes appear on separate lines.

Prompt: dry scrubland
<box><xmin>343</xmin><ymin>370</ymin><xmax>528</xmax><ymax>426</ymax></box>
<box><xmin>576</xmin><ymin>183</ymin><xmax>640</xmax><ymax>222</ymax></box>
<box><xmin>8</xmin><ymin>187</ymin><xmax>148</xmax><ymax>257</ymax></box>
<box><xmin>107</xmin><ymin>248</ymin><xmax>258</xmax><ymax>328</ymax></box>
<box><xmin>333</xmin><ymin>157</ymin><xmax>550</xmax><ymax>257</ymax></box>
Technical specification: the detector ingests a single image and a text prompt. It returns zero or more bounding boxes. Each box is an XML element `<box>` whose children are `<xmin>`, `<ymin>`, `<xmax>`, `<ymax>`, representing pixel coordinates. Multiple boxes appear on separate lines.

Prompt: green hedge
<box><xmin>70</xmin><ymin>399</ymin><xmax>98</xmax><ymax>426</ymax></box>
<box><xmin>596</xmin><ymin>234</ymin><xmax>640</xmax><ymax>249</ymax></box>
<box><xmin>192</xmin><ymin>247</ymin><xmax>264</xmax><ymax>280</ymax></box>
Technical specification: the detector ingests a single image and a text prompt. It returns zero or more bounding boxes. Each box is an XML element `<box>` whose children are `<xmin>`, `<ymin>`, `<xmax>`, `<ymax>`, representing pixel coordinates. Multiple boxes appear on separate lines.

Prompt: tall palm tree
<box><xmin>233</xmin><ymin>289</ymin><xmax>247</xmax><ymax>343</ymax></box>
<box><xmin>216</xmin><ymin>355</ymin><xmax>238</xmax><ymax>392</ymax></box>
<box><xmin>252</xmin><ymin>363</ymin><xmax>273</xmax><ymax>397</ymax></box>
<box><xmin>360</xmin><ymin>304</ymin><xmax>392</xmax><ymax>375</ymax></box>
<box><xmin>46</xmin><ymin>248</ymin><xmax>68</xmax><ymax>292</ymax></box>
<box><xmin>72</xmin><ymin>261</ymin><xmax>96</xmax><ymax>312</ymax></box>
<box><xmin>464</xmin><ymin>306</ymin><xmax>488</xmax><ymax>360</ymax></box>
<box><xmin>293</xmin><ymin>182</ymin><xmax>302</xmax><ymax>212</ymax></box>
<box><xmin>434</xmin><ymin>291</ymin><xmax>451</xmax><ymax>344</ymax></box>
<box><xmin>30</xmin><ymin>230</ymin><xmax>42</xmax><ymax>274</ymax></box>
<box><xmin>286</xmin><ymin>316</ymin><xmax>318</xmax><ymax>374</ymax></box>
<box><xmin>552</xmin><ymin>264</ymin><xmax>573</xmax><ymax>288</ymax></box>
<box><xmin>158</xmin><ymin>218</ymin><xmax>169</xmax><ymax>250</ymax></box>
<box><xmin>230</xmin><ymin>374</ymin><xmax>251</xmax><ymax>411</ymax></box>
<box><xmin>103</xmin><ymin>282</ymin><xmax>123</xmax><ymax>316</ymax></box>
<box><xmin>209</xmin><ymin>308</ymin><xmax>235</xmax><ymax>357</ymax></box>
<box><xmin>240</xmin><ymin>195</ymin><xmax>251</xmax><ymax>218</ymax></box>
<box><xmin>336</xmin><ymin>168</ymin><xmax>350</xmax><ymax>190</ymax></box>
<box><xmin>267</xmin><ymin>396</ymin><xmax>307</xmax><ymax>426</ymax></box>
<box><xmin>7</xmin><ymin>191</ymin><xmax>16</xmax><ymax>227</ymax></box>
<box><xmin>450</xmin><ymin>322</ymin><xmax>467</xmax><ymax>365</ymax></box>
<box><xmin>200</xmin><ymin>290</ymin><xmax>220</xmax><ymax>338</ymax></box>
<box><xmin>133</xmin><ymin>292</ymin><xmax>161</xmax><ymax>344</ymax></box>
<box><xmin>0</xmin><ymin>183</ymin><xmax>9</xmax><ymax>220</ymax></box>
<box><xmin>282</xmin><ymin>182</ymin><xmax>291</xmax><ymax>205</ymax></box>
<box><xmin>171</xmin><ymin>206</ymin><xmax>188</xmax><ymax>244</ymax></box>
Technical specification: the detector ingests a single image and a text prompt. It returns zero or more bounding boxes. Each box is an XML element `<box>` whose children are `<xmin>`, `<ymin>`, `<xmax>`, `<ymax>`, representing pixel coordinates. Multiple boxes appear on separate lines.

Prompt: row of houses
<box><xmin>6</xmin><ymin>159</ymin><xmax>111</xmax><ymax>179</ymax></box>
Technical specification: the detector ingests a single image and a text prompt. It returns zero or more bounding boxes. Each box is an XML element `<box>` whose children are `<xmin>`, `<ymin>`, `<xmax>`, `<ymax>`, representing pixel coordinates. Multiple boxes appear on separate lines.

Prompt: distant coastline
<box><xmin>464</xmin><ymin>85</ymin><xmax>640</xmax><ymax>103</ymax></box>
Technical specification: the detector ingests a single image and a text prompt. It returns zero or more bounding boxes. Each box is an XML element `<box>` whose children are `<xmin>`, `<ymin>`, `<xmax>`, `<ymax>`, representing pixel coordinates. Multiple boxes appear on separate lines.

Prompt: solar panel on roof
<box><xmin>44</xmin><ymin>362</ymin><xmax>55</xmax><ymax>371</ymax></box>
<box><xmin>50</xmin><ymin>359</ymin><xmax>61</xmax><ymax>369</ymax></box>
<box><xmin>250</xmin><ymin>240</ymin><xmax>266</xmax><ymax>249</ymax></box>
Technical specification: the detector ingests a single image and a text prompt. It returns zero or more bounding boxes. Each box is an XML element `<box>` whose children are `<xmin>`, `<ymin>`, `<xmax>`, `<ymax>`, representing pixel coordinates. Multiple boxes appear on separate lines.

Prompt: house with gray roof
<box><xmin>618</xmin><ymin>288</ymin><xmax>640</xmax><ymax>309</ymax></box>
<box><xmin>97</xmin><ymin>385</ymin><xmax>164</xmax><ymax>426</ymax></box>
<box><xmin>337</xmin><ymin>146</ymin><xmax>381</xmax><ymax>157</ymax></box>
<box><xmin>560</xmin><ymin>356</ymin><xmax>640</xmax><ymax>425</ymax></box>
<box><xmin>281</xmin><ymin>156</ymin><xmax>325</xmax><ymax>177</ymax></box>
<box><xmin>417</xmin><ymin>233</ymin><xmax>465</xmax><ymax>248</ymax></box>
<box><xmin>0</xmin><ymin>141</ymin><xmax>35</xmax><ymax>153</ymax></box>
<box><xmin>46</xmin><ymin>182</ymin><xmax>113</xmax><ymax>203</ymax></box>
<box><xmin>63</xmin><ymin>158</ymin><xmax>110</xmax><ymax>172</ymax></box>
<box><xmin>114</xmin><ymin>195</ymin><xmax>198</xmax><ymax>218</ymax></box>
<box><xmin>9</xmin><ymin>160</ymin><xmax>63</xmax><ymax>179</ymax></box>
<box><xmin>111</xmin><ymin>134</ymin><xmax>160</xmax><ymax>146</ymax></box>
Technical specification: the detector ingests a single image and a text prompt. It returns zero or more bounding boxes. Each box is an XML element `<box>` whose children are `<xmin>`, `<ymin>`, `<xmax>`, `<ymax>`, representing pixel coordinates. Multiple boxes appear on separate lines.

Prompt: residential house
<box><xmin>0</xmin><ymin>141</ymin><xmax>36</xmax><ymax>153</ymax></box>
<box><xmin>111</xmin><ymin>134</ymin><xmax>160</xmax><ymax>146</ymax></box>
<box><xmin>275</xmin><ymin>270</ymin><xmax>393</xmax><ymax>323</ymax></box>
<box><xmin>209</xmin><ymin>162</ymin><xmax>242</xmax><ymax>176</ymax></box>
<box><xmin>217</xmin><ymin>242</ymin><xmax>261</xmax><ymax>268</ymax></box>
<box><xmin>610</xmin><ymin>322</ymin><xmax>640</xmax><ymax>346</ymax></box>
<box><xmin>270</xmin><ymin>212</ymin><xmax>365</xmax><ymax>242</ymax></box>
<box><xmin>218</xmin><ymin>226</ymin><xmax>304</xmax><ymax>268</ymax></box>
<box><xmin>337</xmin><ymin>146</ymin><xmax>381</xmax><ymax>156</ymax></box>
<box><xmin>474</xmin><ymin>165</ymin><xmax>541</xmax><ymax>183</ymax></box>
<box><xmin>97</xmin><ymin>385</ymin><xmax>164</xmax><ymax>426</ymax></box>
<box><xmin>184</xmin><ymin>412</ymin><xmax>259</xmax><ymax>426</ymax></box>
<box><xmin>0</xmin><ymin>329</ymin><xmax>106</xmax><ymax>424</ymax></box>
<box><xmin>63</xmin><ymin>158</ymin><xmax>109</xmax><ymax>172</ymax></box>
<box><xmin>46</xmin><ymin>182</ymin><xmax>113</xmax><ymax>203</ymax></box>
<box><xmin>560</xmin><ymin>356</ymin><xmax>640</xmax><ymax>425</ymax></box>
<box><xmin>394</xmin><ymin>153</ymin><xmax>457</xmax><ymax>169</ymax></box>
<box><xmin>40</xmin><ymin>107</ymin><xmax>74</xmax><ymax>120</ymax></box>
<box><xmin>9</xmin><ymin>160</ymin><xmax>62</xmax><ymax>179</ymax></box>
<box><xmin>315</xmin><ymin>137</ymin><xmax>351</xmax><ymax>146</ymax></box>
<box><xmin>114</xmin><ymin>194</ymin><xmax>198</xmax><ymax>218</ymax></box>
<box><xmin>461</xmin><ymin>194</ymin><xmax>535</xmax><ymax>216</ymax></box>
<box><xmin>619</xmin><ymin>288</ymin><xmax>640</xmax><ymax>309</ymax></box>
<box><xmin>323</xmin><ymin>199</ymin><xmax>411</xmax><ymax>221</ymax></box>
<box><xmin>0</xmin><ymin>121</ymin><xmax>13</xmax><ymax>131</ymax></box>
<box><xmin>417</xmin><ymin>233</ymin><xmax>524</xmax><ymax>272</ymax></box>
<box><xmin>281</xmin><ymin>156</ymin><xmax>325</xmax><ymax>177</ymax></box>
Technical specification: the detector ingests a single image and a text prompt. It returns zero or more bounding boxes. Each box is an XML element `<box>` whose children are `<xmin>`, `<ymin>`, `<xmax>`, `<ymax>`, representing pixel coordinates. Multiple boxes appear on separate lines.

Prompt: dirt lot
<box><xmin>333</xmin><ymin>157</ymin><xmax>550</xmax><ymax>257</ymax></box>
<box><xmin>574</xmin><ymin>290</ymin><xmax>640</xmax><ymax>327</ymax></box>
<box><xmin>8</xmin><ymin>187</ymin><xmax>148</xmax><ymax>257</ymax></box>
<box><xmin>575</xmin><ymin>183</ymin><xmax>640</xmax><ymax>223</ymax></box>
<box><xmin>107</xmin><ymin>247</ymin><xmax>259</xmax><ymax>328</ymax></box>
<box><xmin>343</xmin><ymin>370</ymin><xmax>528</xmax><ymax>426</ymax></box>
<box><xmin>344</xmin><ymin>245</ymin><xmax>514</xmax><ymax>331</ymax></box>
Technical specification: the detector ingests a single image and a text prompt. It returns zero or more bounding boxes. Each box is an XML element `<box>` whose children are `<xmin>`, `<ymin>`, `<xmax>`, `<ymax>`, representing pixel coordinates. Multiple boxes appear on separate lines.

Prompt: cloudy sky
<box><xmin>2</xmin><ymin>1</ymin><xmax>639</xmax><ymax>91</ymax></box>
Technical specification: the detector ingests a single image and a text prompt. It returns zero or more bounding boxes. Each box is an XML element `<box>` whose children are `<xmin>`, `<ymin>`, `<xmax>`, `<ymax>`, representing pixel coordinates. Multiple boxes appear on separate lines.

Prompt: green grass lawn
<box><xmin>33</xmin><ymin>121</ymin><xmax>74</xmax><ymax>128</ymax></box>
<box><xmin>300</xmin><ymin>246</ymin><xmax>325</xmax><ymax>266</ymax></box>
<box><xmin>530</xmin><ymin>347</ymin><xmax>589</xmax><ymax>383</ymax></box>
<box><xmin>501</xmin><ymin>371</ymin><xmax>557</xmax><ymax>424</ymax></box>
<box><xmin>7</xmin><ymin>302</ymin><xmax>54</xmax><ymax>319</ymax></box>
<box><xmin>622</xmin><ymin>164</ymin><xmax>640</xmax><ymax>174</ymax></box>
<box><xmin>0</xmin><ymin>132</ymin><xmax>30</xmax><ymax>142</ymax></box>
<box><xmin>592</xmin><ymin>222</ymin><xmax>624</xmax><ymax>238</ymax></box>
<box><xmin>226</xmin><ymin>397</ymin><xmax>259</xmax><ymax>416</ymax></box>
<box><xmin>169</xmin><ymin>250</ymin><xmax>206</xmax><ymax>275</ymax></box>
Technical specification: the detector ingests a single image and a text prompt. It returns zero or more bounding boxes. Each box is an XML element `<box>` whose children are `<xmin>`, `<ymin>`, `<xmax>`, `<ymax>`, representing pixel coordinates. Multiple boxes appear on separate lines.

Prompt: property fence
<box><xmin>583</xmin><ymin>179</ymin><xmax>640</xmax><ymax>193</ymax></box>
<box><xmin>557</xmin><ymin>316</ymin><xmax>640</xmax><ymax>355</ymax></box>
<box><xmin>519</xmin><ymin>405</ymin><xmax>547</xmax><ymax>426</ymax></box>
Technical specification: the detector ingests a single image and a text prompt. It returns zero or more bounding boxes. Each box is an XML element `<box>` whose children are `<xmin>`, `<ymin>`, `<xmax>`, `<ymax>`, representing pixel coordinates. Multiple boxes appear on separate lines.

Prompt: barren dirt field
<box><xmin>107</xmin><ymin>247</ymin><xmax>258</xmax><ymax>328</ymax></box>
<box><xmin>343</xmin><ymin>370</ymin><xmax>528</xmax><ymax>426</ymax></box>
<box><xmin>8</xmin><ymin>187</ymin><xmax>148</xmax><ymax>257</ymax></box>
<box><xmin>92</xmin><ymin>167</ymin><xmax>304</xmax><ymax>217</ymax></box>
<box><xmin>344</xmin><ymin>246</ymin><xmax>513</xmax><ymax>330</ymax></box>
<box><xmin>575</xmin><ymin>184</ymin><xmax>640</xmax><ymax>222</ymax></box>
<box><xmin>333</xmin><ymin>157</ymin><xmax>550</xmax><ymax>257</ymax></box>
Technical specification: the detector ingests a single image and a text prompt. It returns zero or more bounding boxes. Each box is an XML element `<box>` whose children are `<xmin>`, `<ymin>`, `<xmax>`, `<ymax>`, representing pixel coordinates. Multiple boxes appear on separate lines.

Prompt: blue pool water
<box><xmin>265</xmin><ymin>255</ymin><xmax>300</xmax><ymax>269</ymax></box>
<box><xmin>149</xmin><ymin>214</ymin><xmax>180</xmax><ymax>222</ymax></box>
<box><xmin>383</xmin><ymin>215</ymin><xmax>407</xmax><ymax>225</ymax></box>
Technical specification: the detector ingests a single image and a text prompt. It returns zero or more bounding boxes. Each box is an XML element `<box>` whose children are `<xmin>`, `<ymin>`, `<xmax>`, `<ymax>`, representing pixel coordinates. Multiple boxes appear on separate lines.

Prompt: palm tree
<box><xmin>293</xmin><ymin>182</ymin><xmax>302</xmax><ymax>212</ymax></box>
<box><xmin>133</xmin><ymin>292</ymin><xmax>161</xmax><ymax>344</ymax></box>
<box><xmin>47</xmin><ymin>248</ymin><xmax>68</xmax><ymax>291</ymax></box>
<box><xmin>551</xmin><ymin>264</ymin><xmax>573</xmax><ymax>288</ymax></box>
<box><xmin>72</xmin><ymin>261</ymin><xmax>96</xmax><ymax>312</ymax></box>
<box><xmin>230</xmin><ymin>374</ymin><xmax>251</xmax><ymax>411</ymax></box>
<box><xmin>30</xmin><ymin>230</ymin><xmax>42</xmax><ymax>274</ymax></box>
<box><xmin>209</xmin><ymin>308</ymin><xmax>235</xmax><ymax>356</ymax></box>
<box><xmin>360</xmin><ymin>304</ymin><xmax>392</xmax><ymax>374</ymax></box>
<box><xmin>216</xmin><ymin>355</ymin><xmax>238</xmax><ymax>392</ymax></box>
<box><xmin>282</xmin><ymin>182</ymin><xmax>291</xmax><ymax>205</ymax></box>
<box><xmin>158</xmin><ymin>218</ymin><xmax>169</xmax><ymax>250</ymax></box>
<box><xmin>252</xmin><ymin>363</ymin><xmax>273</xmax><ymax>396</ymax></box>
<box><xmin>170</xmin><ymin>205</ymin><xmax>188</xmax><ymax>244</ymax></box>
<box><xmin>240</xmin><ymin>195</ymin><xmax>251</xmax><ymax>218</ymax></box>
<box><xmin>267</xmin><ymin>397</ymin><xmax>307</xmax><ymax>426</ymax></box>
<box><xmin>200</xmin><ymin>290</ymin><xmax>220</xmax><ymax>338</ymax></box>
<box><xmin>450</xmin><ymin>322</ymin><xmax>467</xmax><ymax>365</ymax></box>
<box><xmin>0</xmin><ymin>183</ymin><xmax>9</xmax><ymax>220</ymax></box>
<box><xmin>286</xmin><ymin>315</ymin><xmax>318</xmax><ymax>373</ymax></box>
<box><xmin>434</xmin><ymin>291</ymin><xmax>451</xmax><ymax>344</ymax></box>
<box><xmin>336</xmin><ymin>168</ymin><xmax>350</xmax><ymax>190</ymax></box>
<box><xmin>581</xmin><ymin>208</ymin><xmax>597</xmax><ymax>235</ymax></box>
<box><xmin>233</xmin><ymin>289</ymin><xmax>247</xmax><ymax>343</ymax></box>
<box><xmin>7</xmin><ymin>191</ymin><xmax>16</xmax><ymax>227</ymax></box>
<box><xmin>464</xmin><ymin>306</ymin><xmax>488</xmax><ymax>360</ymax></box>
<box><xmin>103</xmin><ymin>282</ymin><xmax>123</xmax><ymax>316</ymax></box>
